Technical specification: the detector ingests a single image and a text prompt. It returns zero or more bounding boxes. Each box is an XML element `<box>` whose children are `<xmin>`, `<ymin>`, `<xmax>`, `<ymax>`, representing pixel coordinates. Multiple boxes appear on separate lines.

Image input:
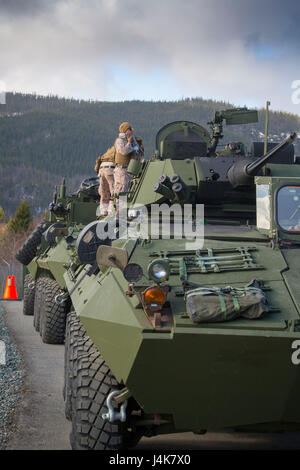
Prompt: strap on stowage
<box><xmin>218</xmin><ymin>295</ymin><xmax>227</xmax><ymax>320</ymax></box>
<box><xmin>179</xmin><ymin>258</ymin><xmax>188</xmax><ymax>281</ymax></box>
<box><xmin>185</xmin><ymin>284</ymin><xmax>267</xmax><ymax>324</ymax></box>
<box><xmin>232</xmin><ymin>296</ymin><xmax>240</xmax><ymax>312</ymax></box>
<box><xmin>186</xmin><ymin>285</ymin><xmax>245</xmax><ymax>320</ymax></box>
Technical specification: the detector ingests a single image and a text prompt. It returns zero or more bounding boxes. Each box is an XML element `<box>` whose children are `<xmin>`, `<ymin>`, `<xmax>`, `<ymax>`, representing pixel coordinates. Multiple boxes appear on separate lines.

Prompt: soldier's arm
<box><xmin>115</xmin><ymin>137</ymin><xmax>136</xmax><ymax>156</ymax></box>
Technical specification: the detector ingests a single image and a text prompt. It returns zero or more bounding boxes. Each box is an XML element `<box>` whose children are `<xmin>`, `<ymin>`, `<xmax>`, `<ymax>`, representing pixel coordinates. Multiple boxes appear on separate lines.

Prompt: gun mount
<box><xmin>208</xmin><ymin>107</ymin><xmax>259</xmax><ymax>156</ymax></box>
<box><xmin>128</xmin><ymin>111</ymin><xmax>297</xmax><ymax>219</ymax></box>
<box><xmin>227</xmin><ymin>133</ymin><xmax>297</xmax><ymax>188</ymax></box>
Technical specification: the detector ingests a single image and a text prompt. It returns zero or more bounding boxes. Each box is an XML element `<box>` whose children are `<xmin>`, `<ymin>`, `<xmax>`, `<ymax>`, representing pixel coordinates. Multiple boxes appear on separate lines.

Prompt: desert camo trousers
<box><xmin>98</xmin><ymin>167</ymin><xmax>115</xmax><ymax>215</ymax></box>
<box><xmin>114</xmin><ymin>166</ymin><xmax>133</xmax><ymax>217</ymax></box>
<box><xmin>113</xmin><ymin>167</ymin><xmax>132</xmax><ymax>194</ymax></box>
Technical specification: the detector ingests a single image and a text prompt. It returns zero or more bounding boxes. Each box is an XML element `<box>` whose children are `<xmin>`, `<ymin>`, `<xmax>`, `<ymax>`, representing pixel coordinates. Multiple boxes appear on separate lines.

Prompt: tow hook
<box><xmin>102</xmin><ymin>390</ymin><xmax>128</xmax><ymax>423</ymax></box>
<box><xmin>55</xmin><ymin>293</ymin><xmax>69</xmax><ymax>305</ymax></box>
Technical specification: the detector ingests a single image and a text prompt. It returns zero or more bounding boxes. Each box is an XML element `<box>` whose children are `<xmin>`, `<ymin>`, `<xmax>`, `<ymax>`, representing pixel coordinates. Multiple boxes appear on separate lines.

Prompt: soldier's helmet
<box><xmin>119</xmin><ymin>122</ymin><xmax>133</xmax><ymax>133</ymax></box>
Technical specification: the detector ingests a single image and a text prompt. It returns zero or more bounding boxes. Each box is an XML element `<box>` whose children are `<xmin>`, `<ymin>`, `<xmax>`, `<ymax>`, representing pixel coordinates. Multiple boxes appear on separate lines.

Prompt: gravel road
<box><xmin>2</xmin><ymin>300</ymin><xmax>300</xmax><ymax>450</ymax></box>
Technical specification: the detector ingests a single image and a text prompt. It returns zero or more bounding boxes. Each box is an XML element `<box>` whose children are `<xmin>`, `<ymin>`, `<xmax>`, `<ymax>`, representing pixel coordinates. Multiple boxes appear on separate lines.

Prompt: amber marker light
<box><xmin>143</xmin><ymin>286</ymin><xmax>166</xmax><ymax>305</ymax></box>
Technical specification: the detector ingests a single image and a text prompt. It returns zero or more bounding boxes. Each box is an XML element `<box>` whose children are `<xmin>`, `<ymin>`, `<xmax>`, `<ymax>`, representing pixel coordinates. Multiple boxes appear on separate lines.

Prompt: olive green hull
<box><xmin>28</xmin><ymin>226</ymin><xmax>83</xmax><ymax>288</ymax></box>
<box><xmin>128</xmin><ymin>328</ymin><xmax>300</xmax><ymax>431</ymax></box>
<box><xmin>65</xmin><ymin>266</ymin><xmax>300</xmax><ymax>432</ymax></box>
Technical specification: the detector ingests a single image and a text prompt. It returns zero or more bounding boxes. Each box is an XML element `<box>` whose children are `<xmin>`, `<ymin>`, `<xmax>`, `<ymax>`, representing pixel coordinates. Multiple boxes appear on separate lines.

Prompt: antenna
<box><xmin>264</xmin><ymin>101</ymin><xmax>271</xmax><ymax>155</ymax></box>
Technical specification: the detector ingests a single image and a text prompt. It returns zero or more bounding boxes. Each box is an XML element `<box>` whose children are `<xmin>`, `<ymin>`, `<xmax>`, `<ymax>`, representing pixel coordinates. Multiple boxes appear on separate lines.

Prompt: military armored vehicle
<box><xmin>20</xmin><ymin>107</ymin><xmax>300</xmax><ymax>450</ymax></box>
<box><xmin>57</xmin><ymin>108</ymin><xmax>300</xmax><ymax>450</ymax></box>
<box><xmin>18</xmin><ymin>176</ymin><xmax>100</xmax><ymax>343</ymax></box>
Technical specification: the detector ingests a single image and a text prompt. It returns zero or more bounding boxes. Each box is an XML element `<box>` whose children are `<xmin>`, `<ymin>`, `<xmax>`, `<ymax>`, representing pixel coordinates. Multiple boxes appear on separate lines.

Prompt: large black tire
<box><xmin>40</xmin><ymin>278</ymin><xmax>69</xmax><ymax>344</ymax></box>
<box><xmin>70</xmin><ymin>350</ymin><xmax>125</xmax><ymax>450</ymax></box>
<box><xmin>69</xmin><ymin>337</ymin><xmax>143</xmax><ymax>450</ymax></box>
<box><xmin>23</xmin><ymin>274</ymin><xmax>35</xmax><ymax>316</ymax></box>
<box><xmin>33</xmin><ymin>277</ymin><xmax>47</xmax><ymax>331</ymax></box>
<box><xmin>63</xmin><ymin>312</ymin><xmax>97</xmax><ymax>421</ymax></box>
<box><xmin>15</xmin><ymin>221</ymin><xmax>47</xmax><ymax>266</ymax></box>
<box><xmin>63</xmin><ymin>312</ymin><xmax>74</xmax><ymax>420</ymax></box>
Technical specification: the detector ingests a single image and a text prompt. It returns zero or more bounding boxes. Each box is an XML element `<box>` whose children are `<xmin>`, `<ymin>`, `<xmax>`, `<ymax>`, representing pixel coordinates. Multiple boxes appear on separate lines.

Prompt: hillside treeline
<box><xmin>0</xmin><ymin>92</ymin><xmax>299</xmax><ymax>215</ymax></box>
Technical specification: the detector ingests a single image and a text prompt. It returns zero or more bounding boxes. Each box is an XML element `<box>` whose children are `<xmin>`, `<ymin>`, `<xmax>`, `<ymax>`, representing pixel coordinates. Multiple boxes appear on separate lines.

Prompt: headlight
<box><xmin>147</xmin><ymin>259</ymin><xmax>170</xmax><ymax>283</ymax></box>
<box><xmin>152</xmin><ymin>263</ymin><xmax>168</xmax><ymax>280</ymax></box>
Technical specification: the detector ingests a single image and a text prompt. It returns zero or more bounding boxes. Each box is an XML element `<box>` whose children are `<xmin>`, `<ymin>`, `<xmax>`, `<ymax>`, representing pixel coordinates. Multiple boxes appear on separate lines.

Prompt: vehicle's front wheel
<box><xmin>70</xmin><ymin>346</ymin><xmax>144</xmax><ymax>450</ymax></box>
<box><xmin>63</xmin><ymin>312</ymin><xmax>96</xmax><ymax>420</ymax></box>
<box><xmin>70</xmin><ymin>350</ymin><xmax>124</xmax><ymax>450</ymax></box>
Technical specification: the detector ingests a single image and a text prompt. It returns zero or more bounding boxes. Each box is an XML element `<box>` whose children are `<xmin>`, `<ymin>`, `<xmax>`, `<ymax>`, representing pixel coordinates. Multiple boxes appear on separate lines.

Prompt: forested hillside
<box><xmin>0</xmin><ymin>92</ymin><xmax>299</xmax><ymax>215</ymax></box>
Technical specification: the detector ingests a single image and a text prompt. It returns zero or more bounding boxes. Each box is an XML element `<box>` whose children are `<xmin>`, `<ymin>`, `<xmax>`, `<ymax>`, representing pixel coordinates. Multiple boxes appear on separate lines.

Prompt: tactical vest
<box><xmin>115</xmin><ymin>150</ymin><xmax>134</xmax><ymax>166</ymax></box>
<box><xmin>94</xmin><ymin>146</ymin><xmax>116</xmax><ymax>173</ymax></box>
<box><xmin>114</xmin><ymin>137</ymin><xmax>134</xmax><ymax>165</ymax></box>
<box><xmin>101</xmin><ymin>146</ymin><xmax>116</xmax><ymax>163</ymax></box>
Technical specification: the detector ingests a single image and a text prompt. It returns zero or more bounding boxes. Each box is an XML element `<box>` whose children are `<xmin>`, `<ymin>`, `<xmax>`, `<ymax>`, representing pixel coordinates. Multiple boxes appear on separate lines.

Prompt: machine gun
<box><xmin>208</xmin><ymin>107</ymin><xmax>259</xmax><ymax>156</ymax></box>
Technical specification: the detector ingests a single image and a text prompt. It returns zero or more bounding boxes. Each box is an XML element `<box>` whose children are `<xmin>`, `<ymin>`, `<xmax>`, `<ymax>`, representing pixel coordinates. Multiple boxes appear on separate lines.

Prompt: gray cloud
<box><xmin>0</xmin><ymin>0</ymin><xmax>299</xmax><ymax>113</ymax></box>
<box><xmin>0</xmin><ymin>0</ymin><xmax>62</xmax><ymax>17</ymax></box>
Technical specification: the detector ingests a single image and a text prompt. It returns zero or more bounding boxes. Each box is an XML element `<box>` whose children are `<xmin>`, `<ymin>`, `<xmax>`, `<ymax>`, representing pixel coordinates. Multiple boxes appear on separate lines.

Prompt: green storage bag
<box><xmin>185</xmin><ymin>286</ymin><xmax>269</xmax><ymax>323</ymax></box>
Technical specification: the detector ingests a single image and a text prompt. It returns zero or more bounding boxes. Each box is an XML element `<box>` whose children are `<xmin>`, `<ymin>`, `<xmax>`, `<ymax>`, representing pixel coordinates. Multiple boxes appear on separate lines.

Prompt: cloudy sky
<box><xmin>0</xmin><ymin>0</ymin><xmax>299</xmax><ymax>114</ymax></box>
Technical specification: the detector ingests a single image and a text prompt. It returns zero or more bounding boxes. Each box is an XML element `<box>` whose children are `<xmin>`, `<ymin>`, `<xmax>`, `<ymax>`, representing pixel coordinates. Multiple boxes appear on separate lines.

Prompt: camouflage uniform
<box><xmin>98</xmin><ymin>163</ymin><xmax>115</xmax><ymax>215</ymax></box>
<box><xmin>96</xmin><ymin>146</ymin><xmax>116</xmax><ymax>216</ymax></box>
<box><xmin>113</xmin><ymin>135</ymin><xmax>138</xmax><ymax>195</ymax></box>
<box><xmin>114</xmin><ymin>134</ymin><xmax>139</xmax><ymax>217</ymax></box>
<box><xmin>113</xmin><ymin>166</ymin><xmax>133</xmax><ymax>195</ymax></box>
<box><xmin>113</xmin><ymin>122</ymin><xmax>143</xmax><ymax>218</ymax></box>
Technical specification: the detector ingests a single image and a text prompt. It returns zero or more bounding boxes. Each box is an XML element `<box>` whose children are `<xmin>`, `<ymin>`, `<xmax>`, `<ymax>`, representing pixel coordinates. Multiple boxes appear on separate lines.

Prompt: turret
<box><xmin>128</xmin><ymin>109</ymin><xmax>298</xmax><ymax>220</ymax></box>
<box><xmin>150</xmin><ymin>133</ymin><xmax>297</xmax><ymax>208</ymax></box>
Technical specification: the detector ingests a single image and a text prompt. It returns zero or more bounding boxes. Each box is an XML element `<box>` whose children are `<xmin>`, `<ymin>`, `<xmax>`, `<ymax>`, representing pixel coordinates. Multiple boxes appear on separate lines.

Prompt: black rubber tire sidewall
<box><xmin>40</xmin><ymin>278</ymin><xmax>69</xmax><ymax>344</ymax></box>
<box><xmin>23</xmin><ymin>274</ymin><xmax>35</xmax><ymax>316</ymax></box>
<box><xmin>15</xmin><ymin>221</ymin><xmax>48</xmax><ymax>266</ymax></box>
<box><xmin>63</xmin><ymin>312</ymin><xmax>97</xmax><ymax>421</ymax></box>
<box><xmin>33</xmin><ymin>277</ymin><xmax>46</xmax><ymax>331</ymax></box>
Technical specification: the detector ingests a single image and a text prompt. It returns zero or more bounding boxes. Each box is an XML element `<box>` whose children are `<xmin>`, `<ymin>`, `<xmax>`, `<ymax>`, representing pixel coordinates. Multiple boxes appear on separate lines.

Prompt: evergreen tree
<box><xmin>7</xmin><ymin>216</ymin><xmax>15</xmax><ymax>232</ymax></box>
<box><xmin>7</xmin><ymin>200</ymin><xmax>31</xmax><ymax>232</ymax></box>
<box><xmin>0</xmin><ymin>206</ymin><xmax>5</xmax><ymax>222</ymax></box>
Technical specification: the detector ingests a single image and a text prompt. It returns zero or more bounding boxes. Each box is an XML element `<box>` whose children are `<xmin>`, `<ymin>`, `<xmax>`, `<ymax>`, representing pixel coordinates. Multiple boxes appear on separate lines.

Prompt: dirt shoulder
<box><xmin>0</xmin><ymin>302</ymin><xmax>24</xmax><ymax>450</ymax></box>
<box><xmin>2</xmin><ymin>300</ymin><xmax>71</xmax><ymax>450</ymax></box>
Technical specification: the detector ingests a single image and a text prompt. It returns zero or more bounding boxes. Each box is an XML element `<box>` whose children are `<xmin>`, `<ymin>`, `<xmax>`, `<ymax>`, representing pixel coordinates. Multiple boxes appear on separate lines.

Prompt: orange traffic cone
<box><xmin>3</xmin><ymin>275</ymin><xmax>18</xmax><ymax>300</ymax></box>
<box><xmin>2</xmin><ymin>276</ymin><xmax>9</xmax><ymax>295</ymax></box>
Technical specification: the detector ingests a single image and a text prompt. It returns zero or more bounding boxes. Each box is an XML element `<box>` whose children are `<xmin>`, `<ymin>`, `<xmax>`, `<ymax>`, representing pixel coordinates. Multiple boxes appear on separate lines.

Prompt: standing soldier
<box><xmin>95</xmin><ymin>145</ymin><xmax>116</xmax><ymax>216</ymax></box>
<box><xmin>114</xmin><ymin>122</ymin><xmax>141</xmax><ymax>217</ymax></box>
